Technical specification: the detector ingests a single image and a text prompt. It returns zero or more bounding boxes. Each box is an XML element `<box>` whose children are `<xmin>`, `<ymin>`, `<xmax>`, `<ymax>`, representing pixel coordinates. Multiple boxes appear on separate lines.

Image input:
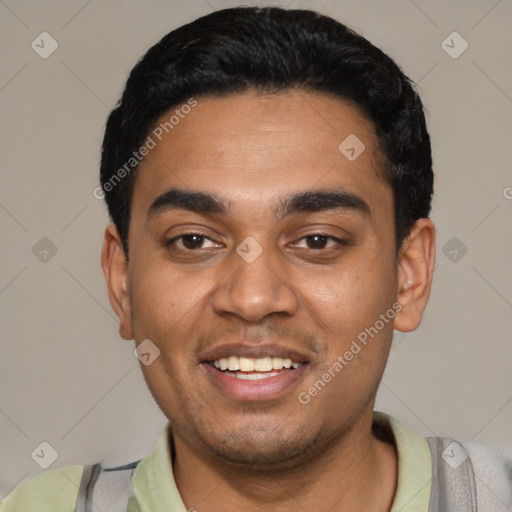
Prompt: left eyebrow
<box><xmin>276</xmin><ymin>189</ymin><xmax>371</xmax><ymax>218</ymax></box>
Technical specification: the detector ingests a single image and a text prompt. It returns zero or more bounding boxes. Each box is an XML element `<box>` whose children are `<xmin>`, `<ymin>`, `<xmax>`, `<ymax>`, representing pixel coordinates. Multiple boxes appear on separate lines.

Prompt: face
<box><xmin>104</xmin><ymin>90</ymin><xmax>427</xmax><ymax>469</ymax></box>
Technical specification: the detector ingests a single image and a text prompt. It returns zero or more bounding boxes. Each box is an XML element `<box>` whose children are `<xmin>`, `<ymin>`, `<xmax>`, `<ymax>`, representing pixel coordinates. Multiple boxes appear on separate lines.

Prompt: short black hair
<box><xmin>100</xmin><ymin>6</ymin><xmax>433</xmax><ymax>257</ymax></box>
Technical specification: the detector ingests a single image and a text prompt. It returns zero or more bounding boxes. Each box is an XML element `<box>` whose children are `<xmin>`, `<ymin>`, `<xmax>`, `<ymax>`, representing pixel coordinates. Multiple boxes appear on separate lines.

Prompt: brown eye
<box><xmin>291</xmin><ymin>233</ymin><xmax>348</xmax><ymax>251</ymax></box>
<box><xmin>181</xmin><ymin>234</ymin><xmax>206</xmax><ymax>249</ymax></box>
<box><xmin>165</xmin><ymin>233</ymin><xmax>221</xmax><ymax>252</ymax></box>
<box><xmin>305</xmin><ymin>235</ymin><xmax>329</xmax><ymax>249</ymax></box>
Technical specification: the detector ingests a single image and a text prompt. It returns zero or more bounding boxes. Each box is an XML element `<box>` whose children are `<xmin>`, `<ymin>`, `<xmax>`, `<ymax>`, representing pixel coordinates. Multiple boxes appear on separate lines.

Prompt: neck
<box><xmin>172</xmin><ymin>410</ymin><xmax>398</xmax><ymax>512</ymax></box>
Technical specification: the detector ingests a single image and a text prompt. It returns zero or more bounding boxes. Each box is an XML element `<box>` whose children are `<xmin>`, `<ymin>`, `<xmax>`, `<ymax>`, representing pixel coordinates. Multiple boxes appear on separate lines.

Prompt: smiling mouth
<box><xmin>207</xmin><ymin>356</ymin><xmax>305</xmax><ymax>380</ymax></box>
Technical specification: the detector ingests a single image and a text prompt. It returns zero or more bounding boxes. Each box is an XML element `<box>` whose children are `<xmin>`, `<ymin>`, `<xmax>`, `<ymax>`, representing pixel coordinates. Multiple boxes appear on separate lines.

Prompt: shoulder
<box><xmin>0</xmin><ymin>465</ymin><xmax>84</xmax><ymax>512</ymax></box>
<box><xmin>464</xmin><ymin>441</ymin><xmax>512</xmax><ymax>509</ymax></box>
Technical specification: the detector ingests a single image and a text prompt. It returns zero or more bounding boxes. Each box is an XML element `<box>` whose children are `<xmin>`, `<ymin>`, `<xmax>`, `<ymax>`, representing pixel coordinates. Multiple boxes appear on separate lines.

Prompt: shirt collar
<box><xmin>128</xmin><ymin>412</ymin><xmax>432</xmax><ymax>512</ymax></box>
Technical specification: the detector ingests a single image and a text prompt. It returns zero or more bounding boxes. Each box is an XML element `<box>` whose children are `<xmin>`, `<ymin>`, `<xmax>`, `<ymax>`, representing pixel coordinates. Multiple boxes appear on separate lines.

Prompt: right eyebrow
<box><xmin>147</xmin><ymin>188</ymin><xmax>231</xmax><ymax>219</ymax></box>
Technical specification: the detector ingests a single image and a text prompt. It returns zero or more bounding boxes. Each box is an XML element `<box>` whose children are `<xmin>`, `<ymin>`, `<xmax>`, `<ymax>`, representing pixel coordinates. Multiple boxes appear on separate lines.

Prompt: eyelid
<box><xmin>164</xmin><ymin>225</ymin><xmax>350</xmax><ymax>253</ymax></box>
<box><xmin>291</xmin><ymin>233</ymin><xmax>348</xmax><ymax>248</ymax></box>
<box><xmin>165</xmin><ymin>231</ymin><xmax>223</xmax><ymax>250</ymax></box>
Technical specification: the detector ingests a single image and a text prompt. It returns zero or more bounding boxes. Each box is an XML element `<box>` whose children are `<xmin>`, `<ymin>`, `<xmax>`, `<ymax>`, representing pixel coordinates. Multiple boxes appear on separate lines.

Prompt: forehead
<box><xmin>132</xmin><ymin>90</ymin><xmax>390</xmax><ymax>216</ymax></box>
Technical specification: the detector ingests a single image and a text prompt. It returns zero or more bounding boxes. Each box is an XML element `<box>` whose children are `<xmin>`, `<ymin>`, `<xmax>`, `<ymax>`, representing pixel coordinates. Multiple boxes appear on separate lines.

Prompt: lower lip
<box><xmin>202</xmin><ymin>363</ymin><xmax>308</xmax><ymax>401</ymax></box>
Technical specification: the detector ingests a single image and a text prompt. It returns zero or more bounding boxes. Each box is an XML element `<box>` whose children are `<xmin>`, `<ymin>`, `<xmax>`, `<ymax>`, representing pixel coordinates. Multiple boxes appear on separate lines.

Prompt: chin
<box><xmin>194</xmin><ymin>423</ymin><xmax>336</xmax><ymax>473</ymax></box>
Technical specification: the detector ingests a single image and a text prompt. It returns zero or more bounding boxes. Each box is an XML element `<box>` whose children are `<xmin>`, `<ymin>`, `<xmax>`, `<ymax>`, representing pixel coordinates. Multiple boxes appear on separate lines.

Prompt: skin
<box><xmin>102</xmin><ymin>90</ymin><xmax>436</xmax><ymax>511</ymax></box>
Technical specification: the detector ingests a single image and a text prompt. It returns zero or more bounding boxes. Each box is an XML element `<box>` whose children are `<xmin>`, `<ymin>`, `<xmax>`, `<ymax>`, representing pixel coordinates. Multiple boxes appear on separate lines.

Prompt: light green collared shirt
<box><xmin>0</xmin><ymin>412</ymin><xmax>432</xmax><ymax>511</ymax></box>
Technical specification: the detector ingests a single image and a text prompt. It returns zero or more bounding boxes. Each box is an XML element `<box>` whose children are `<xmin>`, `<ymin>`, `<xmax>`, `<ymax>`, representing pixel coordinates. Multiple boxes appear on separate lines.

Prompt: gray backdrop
<box><xmin>1</xmin><ymin>0</ymin><xmax>511</xmax><ymax>498</ymax></box>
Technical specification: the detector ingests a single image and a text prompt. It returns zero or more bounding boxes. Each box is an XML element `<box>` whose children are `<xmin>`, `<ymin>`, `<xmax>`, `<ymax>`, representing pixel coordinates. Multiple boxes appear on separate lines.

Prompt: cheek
<box><xmin>128</xmin><ymin>254</ymin><xmax>214</xmax><ymax>341</ymax></box>
<box><xmin>298</xmin><ymin>267</ymin><xmax>395</xmax><ymax>410</ymax></box>
<box><xmin>298</xmin><ymin>259</ymin><xmax>396</xmax><ymax>329</ymax></box>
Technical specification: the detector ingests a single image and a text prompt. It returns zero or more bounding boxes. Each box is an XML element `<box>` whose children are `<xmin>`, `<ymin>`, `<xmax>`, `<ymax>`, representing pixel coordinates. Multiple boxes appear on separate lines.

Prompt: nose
<box><xmin>212</xmin><ymin>243</ymin><xmax>299</xmax><ymax>322</ymax></box>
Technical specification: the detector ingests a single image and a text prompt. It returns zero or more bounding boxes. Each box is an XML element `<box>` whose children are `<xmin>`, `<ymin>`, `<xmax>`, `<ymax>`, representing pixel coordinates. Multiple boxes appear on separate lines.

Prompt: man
<box><xmin>1</xmin><ymin>6</ymin><xmax>510</xmax><ymax>512</ymax></box>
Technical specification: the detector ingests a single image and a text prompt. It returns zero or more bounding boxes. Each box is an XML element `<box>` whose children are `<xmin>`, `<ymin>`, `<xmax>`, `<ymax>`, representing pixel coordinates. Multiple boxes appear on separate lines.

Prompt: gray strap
<box><xmin>75</xmin><ymin>462</ymin><xmax>137</xmax><ymax>512</ymax></box>
<box><xmin>89</xmin><ymin>466</ymin><xmax>135</xmax><ymax>512</ymax></box>
<box><xmin>76</xmin><ymin>463</ymin><xmax>101</xmax><ymax>512</ymax></box>
<box><xmin>427</xmin><ymin>437</ymin><xmax>478</xmax><ymax>512</ymax></box>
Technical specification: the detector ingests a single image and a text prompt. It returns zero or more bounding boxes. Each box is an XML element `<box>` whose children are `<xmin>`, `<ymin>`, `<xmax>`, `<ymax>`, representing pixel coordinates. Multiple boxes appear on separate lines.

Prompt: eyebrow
<box><xmin>278</xmin><ymin>189</ymin><xmax>370</xmax><ymax>217</ymax></box>
<box><xmin>147</xmin><ymin>187</ymin><xmax>370</xmax><ymax>220</ymax></box>
<box><xmin>148</xmin><ymin>188</ymin><xmax>229</xmax><ymax>218</ymax></box>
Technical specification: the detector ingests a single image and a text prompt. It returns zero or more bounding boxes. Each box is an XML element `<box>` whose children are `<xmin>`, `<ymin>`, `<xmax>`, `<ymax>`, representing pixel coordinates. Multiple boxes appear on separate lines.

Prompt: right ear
<box><xmin>101</xmin><ymin>223</ymin><xmax>133</xmax><ymax>340</ymax></box>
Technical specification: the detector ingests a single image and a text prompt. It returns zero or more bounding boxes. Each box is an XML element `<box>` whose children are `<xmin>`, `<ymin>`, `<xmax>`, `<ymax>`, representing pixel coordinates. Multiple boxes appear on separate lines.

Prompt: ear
<box><xmin>394</xmin><ymin>218</ymin><xmax>436</xmax><ymax>333</ymax></box>
<box><xmin>101</xmin><ymin>223</ymin><xmax>133</xmax><ymax>340</ymax></box>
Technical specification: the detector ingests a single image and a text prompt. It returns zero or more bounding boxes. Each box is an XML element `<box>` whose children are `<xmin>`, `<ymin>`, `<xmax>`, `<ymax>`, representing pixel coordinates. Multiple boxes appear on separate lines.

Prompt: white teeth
<box><xmin>225</xmin><ymin>370</ymin><xmax>281</xmax><ymax>380</ymax></box>
<box><xmin>272</xmin><ymin>357</ymin><xmax>284</xmax><ymax>370</ymax></box>
<box><xmin>238</xmin><ymin>372</ymin><xmax>259</xmax><ymax>380</ymax></box>
<box><xmin>239</xmin><ymin>357</ymin><xmax>255</xmax><ymax>372</ymax></box>
<box><xmin>211</xmin><ymin>355</ymin><xmax>303</xmax><ymax>372</ymax></box>
<box><xmin>227</xmin><ymin>356</ymin><xmax>239</xmax><ymax>371</ymax></box>
<box><xmin>255</xmin><ymin>357</ymin><xmax>273</xmax><ymax>372</ymax></box>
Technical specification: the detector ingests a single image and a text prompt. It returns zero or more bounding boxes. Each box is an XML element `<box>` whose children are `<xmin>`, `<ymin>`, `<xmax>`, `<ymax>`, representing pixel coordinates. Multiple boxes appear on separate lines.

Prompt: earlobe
<box><xmin>394</xmin><ymin>218</ymin><xmax>436</xmax><ymax>333</ymax></box>
<box><xmin>101</xmin><ymin>224</ymin><xmax>133</xmax><ymax>340</ymax></box>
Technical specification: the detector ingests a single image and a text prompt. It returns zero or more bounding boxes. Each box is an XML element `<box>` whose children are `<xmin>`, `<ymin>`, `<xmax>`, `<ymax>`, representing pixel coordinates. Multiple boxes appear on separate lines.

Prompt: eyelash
<box><xmin>165</xmin><ymin>232</ymin><xmax>348</xmax><ymax>252</ymax></box>
<box><xmin>165</xmin><ymin>233</ymin><xmax>221</xmax><ymax>251</ymax></box>
<box><xmin>292</xmin><ymin>234</ymin><xmax>348</xmax><ymax>250</ymax></box>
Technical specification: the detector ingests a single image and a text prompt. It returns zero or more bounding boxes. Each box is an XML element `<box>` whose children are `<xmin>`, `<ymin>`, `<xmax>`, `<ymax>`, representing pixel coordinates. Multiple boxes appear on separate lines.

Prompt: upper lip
<box><xmin>199</xmin><ymin>343</ymin><xmax>310</xmax><ymax>364</ymax></box>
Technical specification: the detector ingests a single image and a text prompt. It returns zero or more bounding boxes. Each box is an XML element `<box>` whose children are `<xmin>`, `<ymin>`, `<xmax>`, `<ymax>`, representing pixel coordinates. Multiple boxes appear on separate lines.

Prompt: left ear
<box><xmin>394</xmin><ymin>218</ymin><xmax>436</xmax><ymax>333</ymax></box>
